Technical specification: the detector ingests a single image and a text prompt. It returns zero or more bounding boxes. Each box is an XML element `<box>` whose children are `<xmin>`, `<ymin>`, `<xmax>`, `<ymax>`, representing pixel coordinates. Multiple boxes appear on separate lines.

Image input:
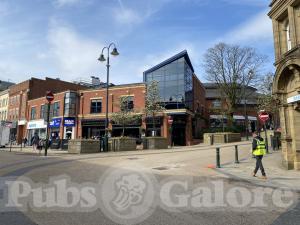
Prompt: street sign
<box><xmin>258</xmin><ymin>112</ymin><xmax>269</xmax><ymax>123</ymax></box>
<box><xmin>46</xmin><ymin>91</ymin><xmax>54</xmax><ymax>102</ymax></box>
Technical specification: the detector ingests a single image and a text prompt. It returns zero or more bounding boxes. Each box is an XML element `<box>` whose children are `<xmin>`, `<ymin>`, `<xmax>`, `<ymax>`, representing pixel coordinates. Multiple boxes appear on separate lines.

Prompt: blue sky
<box><xmin>0</xmin><ymin>0</ymin><xmax>273</xmax><ymax>84</ymax></box>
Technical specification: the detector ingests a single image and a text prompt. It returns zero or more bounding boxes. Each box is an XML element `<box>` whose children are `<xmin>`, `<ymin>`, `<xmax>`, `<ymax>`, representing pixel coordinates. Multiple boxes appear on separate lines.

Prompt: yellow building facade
<box><xmin>269</xmin><ymin>0</ymin><xmax>300</xmax><ymax>170</ymax></box>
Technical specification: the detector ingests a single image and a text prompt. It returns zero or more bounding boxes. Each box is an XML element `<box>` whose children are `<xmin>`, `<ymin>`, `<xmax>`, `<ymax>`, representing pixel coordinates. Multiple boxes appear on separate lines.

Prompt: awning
<box><xmin>233</xmin><ymin>115</ymin><xmax>245</xmax><ymax>120</ymax></box>
<box><xmin>210</xmin><ymin>115</ymin><xmax>227</xmax><ymax>119</ymax></box>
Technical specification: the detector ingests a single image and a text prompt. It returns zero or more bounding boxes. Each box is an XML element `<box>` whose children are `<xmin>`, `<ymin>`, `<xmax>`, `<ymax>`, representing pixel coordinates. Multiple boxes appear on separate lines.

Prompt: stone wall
<box><xmin>68</xmin><ymin>139</ymin><xmax>100</xmax><ymax>154</ymax></box>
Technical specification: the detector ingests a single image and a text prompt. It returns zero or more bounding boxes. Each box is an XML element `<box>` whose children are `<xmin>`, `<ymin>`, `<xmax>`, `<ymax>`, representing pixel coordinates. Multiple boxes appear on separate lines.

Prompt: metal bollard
<box><xmin>216</xmin><ymin>147</ymin><xmax>221</xmax><ymax>168</ymax></box>
<box><xmin>235</xmin><ymin>145</ymin><xmax>239</xmax><ymax>164</ymax></box>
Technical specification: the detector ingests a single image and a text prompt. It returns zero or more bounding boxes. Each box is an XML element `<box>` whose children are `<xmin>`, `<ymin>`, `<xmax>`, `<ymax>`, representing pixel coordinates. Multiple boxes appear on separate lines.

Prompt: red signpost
<box><xmin>258</xmin><ymin>111</ymin><xmax>269</xmax><ymax>153</ymax></box>
<box><xmin>45</xmin><ymin>91</ymin><xmax>54</xmax><ymax>156</ymax></box>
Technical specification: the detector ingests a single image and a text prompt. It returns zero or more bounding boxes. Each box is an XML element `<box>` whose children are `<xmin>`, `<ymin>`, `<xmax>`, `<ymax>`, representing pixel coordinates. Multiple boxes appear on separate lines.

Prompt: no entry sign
<box><xmin>46</xmin><ymin>91</ymin><xmax>54</xmax><ymax>102</ymax></box>
<box><xmin>258</xmin><ymin>112</ymin><xmax>269</xmax><ymax>123</ymax></box>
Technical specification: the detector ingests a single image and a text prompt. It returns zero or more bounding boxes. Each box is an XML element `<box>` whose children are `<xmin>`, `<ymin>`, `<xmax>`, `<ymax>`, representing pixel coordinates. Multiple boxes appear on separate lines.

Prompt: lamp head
<box><xmin>98</xmin><ymin>54</ymin><xmax>106</xmax><ymax>62</ymax></box>
<box><xmin>111</xmin><ymin>47</ymin><xmax>119</xmax><ymax>56</ymax></box>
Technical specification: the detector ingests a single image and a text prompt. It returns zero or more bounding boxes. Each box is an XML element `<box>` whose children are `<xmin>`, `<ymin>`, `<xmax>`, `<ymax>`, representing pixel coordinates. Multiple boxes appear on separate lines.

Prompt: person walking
<box><xmin>31</xmin><ymin>133</ymin><xmax>40</xmax><ymax>152</ymax></box>
<box><xmin>252</xmin><ymin>131</ymin><xmax>267</xmax><ymax>179</ymax></box>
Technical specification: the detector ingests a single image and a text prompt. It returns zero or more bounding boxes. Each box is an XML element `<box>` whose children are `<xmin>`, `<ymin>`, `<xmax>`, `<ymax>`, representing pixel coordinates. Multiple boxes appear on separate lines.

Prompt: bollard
<box><xmin>216</xmin><ymin>147</ymin><xmax>221</xmax><ymax>168</ymax></box>
<box><xmin>235</xmin><ymin>145</ymin><xmax>239</xmax><ymax>164</ymax></box>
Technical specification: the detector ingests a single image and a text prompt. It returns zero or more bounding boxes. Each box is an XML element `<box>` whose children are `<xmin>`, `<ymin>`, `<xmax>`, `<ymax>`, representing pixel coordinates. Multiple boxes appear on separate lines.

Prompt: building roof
<box><xmin>143</xmin><ymin>50</ymin><xmax>195</xmax><ymax>74</ymax></box>
<box><xmin>0</xmin><ymin>80</ymin><xmax>15</xmax><ymax>91</ymax></box>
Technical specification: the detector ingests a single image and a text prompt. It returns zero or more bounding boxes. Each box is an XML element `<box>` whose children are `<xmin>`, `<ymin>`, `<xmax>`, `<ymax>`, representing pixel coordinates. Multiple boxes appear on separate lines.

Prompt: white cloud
<box><xmin>53</xmin><ymin>0</ymin><xmax>82</xmax><ymax>7</ymax></box>
<box><xmin>114</xmin><ymin>7</ymin><xmax>141</xmax><ymax>25</ymax></box>
<box><xmin>222</xmin><ymin>10</ymin><xmax>273</xmax><ymax>44</ymax></box>
<box><xmin>47</xmin><ymin>21</ymin><xmax>104</xmax><ymax>80</ymax></box>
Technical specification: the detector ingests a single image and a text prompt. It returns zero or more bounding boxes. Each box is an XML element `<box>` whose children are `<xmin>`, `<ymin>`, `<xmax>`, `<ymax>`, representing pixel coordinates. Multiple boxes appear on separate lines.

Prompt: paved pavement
<box><xmin>0</xmin><ymin>142</ymin><xmax>299</xmax><ymax>225</ymax></box>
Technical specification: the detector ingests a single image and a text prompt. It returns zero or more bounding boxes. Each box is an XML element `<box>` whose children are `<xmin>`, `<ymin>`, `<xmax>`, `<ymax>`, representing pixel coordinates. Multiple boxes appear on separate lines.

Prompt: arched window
<box><xmin>286</xmin><ymin>22</ymin><xmax>292</xmax><ymax>51</ymax></box>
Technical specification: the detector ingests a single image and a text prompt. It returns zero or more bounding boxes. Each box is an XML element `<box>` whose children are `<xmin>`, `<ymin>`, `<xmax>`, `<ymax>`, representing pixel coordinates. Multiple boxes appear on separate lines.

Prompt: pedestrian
<box><xmin>252</xmin><ymin>131</ymin><xmax>267</xmax><ymax>179</ymax></box>
<box><xmin>23</xmin><ymin>137</ymin><xmax>28</xmax><ymax>147</ymax></box>
<box><xmin>31</xmin><ymin>133</ymin><xmax>40</xmax><ymax>153</ymax></box>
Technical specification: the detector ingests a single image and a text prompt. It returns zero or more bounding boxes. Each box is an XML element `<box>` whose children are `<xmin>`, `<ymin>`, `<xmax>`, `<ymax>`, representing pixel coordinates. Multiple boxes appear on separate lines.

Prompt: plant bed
<box><xmin>110</xmin><ymin>137</ymin><xmax>137</xmax><ymax>151</ymax></box>
<box><xmin>143</xmin><ymin>137</ymin><xmax>168</xmax><ymax>150</ymax></box>
<box><xmin>68</xmin><ymin>139</ymin><xmax>100</xmax><ymax>154</ymax></box>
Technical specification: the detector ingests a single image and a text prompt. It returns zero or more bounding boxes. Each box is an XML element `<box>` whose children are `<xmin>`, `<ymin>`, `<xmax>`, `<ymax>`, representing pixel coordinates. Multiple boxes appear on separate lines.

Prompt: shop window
<box><xmin>31</xmin><ymin>107</ymin><xmax>36</xmax><ymax>120</ymax></box>
<box><xmin>212</xmin><ymin>100</ymin><xmax>221</xmax><ymax>108</ymax></box>
<box><xmin>90</xmin><ymin>99</ymin><xmax>102</xmax><ymax>114</ymax></box>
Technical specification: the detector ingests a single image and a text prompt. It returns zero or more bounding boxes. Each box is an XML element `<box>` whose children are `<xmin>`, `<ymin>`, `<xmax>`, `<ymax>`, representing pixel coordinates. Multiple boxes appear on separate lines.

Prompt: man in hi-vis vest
<box><xmin>252</xmin><ymin>131</ymin><xmax>267</xmax><ymax>179</ymax></box>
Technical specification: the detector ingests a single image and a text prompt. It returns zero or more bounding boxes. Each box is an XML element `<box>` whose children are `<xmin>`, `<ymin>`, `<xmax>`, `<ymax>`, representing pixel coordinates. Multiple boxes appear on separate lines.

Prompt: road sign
<box><xmin>258</xmin><ymin>112</ymin><xmax>269</xmax><ymax>123</ymax></box>
<box><xmin>46</xmin><ymin>91</ymin><xmax>54</xmax><ymax>102</ymax></box>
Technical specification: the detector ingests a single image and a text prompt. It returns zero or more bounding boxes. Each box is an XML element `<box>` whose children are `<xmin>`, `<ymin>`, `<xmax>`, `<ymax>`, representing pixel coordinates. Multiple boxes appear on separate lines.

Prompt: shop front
<box><xmin>27</xmin><ymin>120</ymin><xmax>47</xmax><ymax>141</ymax></box>
<box><xmin>63</xmin><ymin>117</ymin><xmax>76</xmax><ymax>139</ymax></box>
<box><xmin>49</xmin><ymin>118</ymin><xmax>61</xmax><ymax>140</ymax></box>
<box><xmin>81</xmin><ymin>119</ymin><xmax>105</xmax><ymax>139</ymax></box>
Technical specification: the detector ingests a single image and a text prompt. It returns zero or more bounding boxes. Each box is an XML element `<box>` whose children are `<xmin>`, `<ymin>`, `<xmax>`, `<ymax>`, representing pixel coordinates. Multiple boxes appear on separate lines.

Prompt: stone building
<box><xmin>269</xmin><ymin>0</ymin><xmax>300</xmax><ymax>170</ymax></box>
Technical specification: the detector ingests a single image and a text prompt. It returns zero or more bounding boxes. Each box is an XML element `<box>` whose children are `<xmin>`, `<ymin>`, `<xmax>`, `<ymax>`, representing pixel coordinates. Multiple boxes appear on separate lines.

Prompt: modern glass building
<box><xmin>143</xmin><ymin>50</ymin><xmax>207</xmax><ymax>146</ymax></box>
<box><xmin>143</xmin><ymin>50</ymin><xmax>194</xmax><ymax>110</ymax></box>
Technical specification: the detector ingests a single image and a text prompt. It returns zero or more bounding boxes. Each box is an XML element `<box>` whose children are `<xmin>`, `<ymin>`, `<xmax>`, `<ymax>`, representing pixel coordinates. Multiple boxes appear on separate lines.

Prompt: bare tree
<box><xmin>203</xmin><ymin>42</ymin><xmax>266</xmax><ymax>118</ymax></box>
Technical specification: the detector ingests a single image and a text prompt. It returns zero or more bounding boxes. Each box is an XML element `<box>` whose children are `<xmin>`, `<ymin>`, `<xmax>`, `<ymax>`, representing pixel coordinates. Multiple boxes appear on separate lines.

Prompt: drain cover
<box><xmin>152</xmin><ymin>166</ymin><xmax>169</xmax><ymax>170</ymax></box>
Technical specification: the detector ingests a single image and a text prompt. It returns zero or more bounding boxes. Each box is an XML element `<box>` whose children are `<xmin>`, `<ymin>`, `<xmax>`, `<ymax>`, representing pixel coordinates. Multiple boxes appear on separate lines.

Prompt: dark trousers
<box><xmin>254</xmin><ymin>155</ymin><xmax>266</xmax><ymax>176</ymax></box>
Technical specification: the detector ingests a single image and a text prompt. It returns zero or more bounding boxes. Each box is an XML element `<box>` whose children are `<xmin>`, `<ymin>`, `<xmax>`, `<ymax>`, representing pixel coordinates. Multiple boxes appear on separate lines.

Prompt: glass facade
<box><xmin>64</xmin><ymin>92</ymin><xmax>77</xmax><ymax>117</ymax></box>
<box><xmin>144</xmin><ymin>56</ymin><xmax>194</xmax><ymax>110</ymax></box>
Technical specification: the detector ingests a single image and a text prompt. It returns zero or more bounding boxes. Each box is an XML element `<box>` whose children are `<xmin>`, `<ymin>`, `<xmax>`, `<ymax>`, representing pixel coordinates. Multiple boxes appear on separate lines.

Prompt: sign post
<box><xmin>258</xmin><ymin>111</ymin><xmax>270</xmax><ymax>153</ymax></box>
<box><xmin>45</xmin><ymin>91</ymin><xmax>54</xmax><ymax>156</ymax></box>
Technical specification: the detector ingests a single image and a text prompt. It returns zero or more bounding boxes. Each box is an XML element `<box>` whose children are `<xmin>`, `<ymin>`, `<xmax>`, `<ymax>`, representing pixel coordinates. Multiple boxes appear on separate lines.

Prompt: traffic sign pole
<box><xmin>45</xmin><ymin>91</ymin><xmax>54</xmax><ymax>156</ymax></box>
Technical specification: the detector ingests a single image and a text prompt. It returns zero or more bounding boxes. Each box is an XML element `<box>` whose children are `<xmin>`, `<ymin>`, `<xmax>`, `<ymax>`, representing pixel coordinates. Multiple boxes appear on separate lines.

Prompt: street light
<box><xmin>98</xmin><ymin>43</ymin><xmax>119</xmax><ymax>152</ymax></box>
<box><xmin>243</xmin><ymin>70</ymin><xmax>253</xmax><ymax>141</ymax></box>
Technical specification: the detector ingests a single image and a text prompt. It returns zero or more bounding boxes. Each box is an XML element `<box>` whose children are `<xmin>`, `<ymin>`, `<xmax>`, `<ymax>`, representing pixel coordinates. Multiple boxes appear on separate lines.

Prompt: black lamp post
<box><xmin>98</xmin><ymin>43</ymin><xmax>119</xmax><ymax>152</ymax></box>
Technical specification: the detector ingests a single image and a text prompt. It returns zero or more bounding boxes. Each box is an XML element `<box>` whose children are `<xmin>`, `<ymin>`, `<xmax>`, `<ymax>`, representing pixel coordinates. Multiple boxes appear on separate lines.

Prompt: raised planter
<box><xmin>143</xmin><ymin>137</ymin><xmax>168</xmax><ymax>150</ymax></box>
<box><xmin>68</xmin><ymin>139</ymin><xmax>100</xmax><ymax>154</ymax></box>
<box><xmin>110</xmin><ymin>137</ymin><xmax>137</xmax><ymax>151</ymax></box>
<box><xmin>204</xmin><ymin>132</ymin><xmax>241</xmax><ymax>144</ymax></box>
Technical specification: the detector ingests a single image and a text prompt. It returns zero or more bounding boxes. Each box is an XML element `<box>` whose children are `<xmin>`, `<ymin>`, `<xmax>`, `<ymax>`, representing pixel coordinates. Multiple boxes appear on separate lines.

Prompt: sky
<box><xmin>0</xmin><ymin>0</ymin><xmax>274</xmax><ymax>85</ymax></box>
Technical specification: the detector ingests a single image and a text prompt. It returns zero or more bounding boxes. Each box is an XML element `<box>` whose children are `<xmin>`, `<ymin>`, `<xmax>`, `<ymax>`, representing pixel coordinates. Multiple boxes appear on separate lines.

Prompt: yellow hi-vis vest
<box><xmin>253</xmin><ymin>139</ymin><xmax>266</xmax><ymax>156</ymax></box>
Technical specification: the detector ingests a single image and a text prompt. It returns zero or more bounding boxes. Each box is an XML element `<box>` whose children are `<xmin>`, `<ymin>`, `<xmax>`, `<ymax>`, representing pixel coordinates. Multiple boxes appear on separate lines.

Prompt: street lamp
<box><xmin>98</xmin><ymin>43</ymin><xmax>119</xmax><ymax>152</ymax></box>
<box><xmin>243</xmin><ymin>70</ymin><xmax>253</xmax><ymax>141</ymax></box>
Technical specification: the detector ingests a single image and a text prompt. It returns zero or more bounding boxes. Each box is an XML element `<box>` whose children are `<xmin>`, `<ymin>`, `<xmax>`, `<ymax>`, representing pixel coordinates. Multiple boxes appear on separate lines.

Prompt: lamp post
<box><xmin>98</xmin><ymin>43</ymin><xmax>119</xmax><ymax>152</ymax></box>
<box><xmin>243</xmin><ymin>70</ymin><xmax>253</xmax><ymax>141</ymax></box>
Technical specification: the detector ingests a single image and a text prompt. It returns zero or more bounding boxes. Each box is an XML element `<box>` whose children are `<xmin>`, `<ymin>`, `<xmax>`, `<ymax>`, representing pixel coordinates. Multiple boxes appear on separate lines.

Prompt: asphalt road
<box><xmin>0</xmin><ymin>146</ymin><xmax>299</xmax><ymax>225</ymax></box>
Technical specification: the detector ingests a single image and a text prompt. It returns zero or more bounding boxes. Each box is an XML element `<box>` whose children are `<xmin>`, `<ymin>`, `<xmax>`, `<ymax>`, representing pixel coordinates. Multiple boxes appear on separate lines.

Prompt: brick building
<box><xmin>204</xmin><ymin>83</ymin><xmax>260</xmax><ymax>133</ymax></box>
<box><xmin>8</xmin><ymin>77</ymin><xmax>87</xmax><ymax>143</ymax></box>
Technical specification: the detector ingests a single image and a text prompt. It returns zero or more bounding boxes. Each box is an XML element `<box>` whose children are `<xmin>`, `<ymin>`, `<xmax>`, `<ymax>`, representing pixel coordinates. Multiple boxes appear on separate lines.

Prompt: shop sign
<box><xmin>64</xmin><ymin>118</ymin><xmax>75</xmax><ymax>127</ymax></box>
<box><xmin>49</xmin><ymin>118</ymin><xmax>62</xmax><ymax>128</ymax></box>
<box><xmin>27</xmin><ymin>120</ymin><xmax>47</xmax><ymax>129</ymax></box>
<box><xmin>287</xmin><ymin>94</ymin><xmax>300</xmax><ymax>104</ymax></box>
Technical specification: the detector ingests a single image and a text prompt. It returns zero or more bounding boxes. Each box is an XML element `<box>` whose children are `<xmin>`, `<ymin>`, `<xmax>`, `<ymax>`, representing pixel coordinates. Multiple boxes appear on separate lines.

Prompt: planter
<box><xmin>143</xmin><ymin>137</ymin><xmax>168</xmax><ymax>150</ymax></box>
<box><xmin>68</xmin><ymin>139</ymin><xmax>100</xmax><ymax>154</ymax></box>
<box><xmin>203</xmin><ymin>133</ymin><xmax>241</xmax><ymax>144</ymax></box>
<box><xmin>110</xmin><ymin>137</ymin><xmax>137</xmax><ymax>151</ymax></box>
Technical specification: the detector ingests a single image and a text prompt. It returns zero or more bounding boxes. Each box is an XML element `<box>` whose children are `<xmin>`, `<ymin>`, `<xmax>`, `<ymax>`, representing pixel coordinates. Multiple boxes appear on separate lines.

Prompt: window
<box><xmin>121</xmin><ymin>96</ymin><xmax>134</xmax><ymax>111</ymax></box>
<box><xmin>40</xmin><ymin>105</ymin><xmax>46</xmax><ymax>120</ymax></box>
<box><xmin>286</xmin><ymin>22</ymin><xmax>292</xmax><ymax>51</ymax></box>
<box><xmin>64</xmin><ymin>92</ymin><xmax>77</xmax><ymax>116</ymax></box>
<box><xmin>90</xmin><ymin>99</ymin><xmax>102</xmax><ymax>113</ymax></box>
<box><xmin>212</xmin><ymin>100</ymin><xmax>221</xmax><ymax>108</ymax></box>
<box><xmin>31</xmin><ymin>107</ymin><xmax>36</xmax><ymax>120</ymax></box>
<box><xmin>52</xmin><ymin>102</ymin><xmax>60</xmax><ymax>117</ymax></box>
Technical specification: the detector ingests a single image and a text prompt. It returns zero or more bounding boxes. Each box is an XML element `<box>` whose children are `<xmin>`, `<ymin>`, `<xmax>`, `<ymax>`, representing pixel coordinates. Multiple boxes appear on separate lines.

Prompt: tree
<box><xmin>203</xmin><ymin>42</ymin><xmax>266</xmax><ymax>118</ymax></box>
<box><xmin>144</xmin><ymin>80</ymin><xmax>165</xmax><ymax>136</ymax></box>
<box><xmin>110</xmin><ymin>96</ymin><xmax>142</xmax><ymax>137</ymax></box>
<box><xmin>257</xmin><ymin>72</ymin><xmax>279</xmax><ymax>128</ymax></box>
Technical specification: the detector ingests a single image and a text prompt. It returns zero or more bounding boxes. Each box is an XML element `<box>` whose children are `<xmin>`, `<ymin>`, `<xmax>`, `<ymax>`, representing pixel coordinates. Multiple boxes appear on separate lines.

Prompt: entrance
<box><xmin>171</xmin><ymin>115</ymin><xmax>186</xmax><ymax>146</ymax></box>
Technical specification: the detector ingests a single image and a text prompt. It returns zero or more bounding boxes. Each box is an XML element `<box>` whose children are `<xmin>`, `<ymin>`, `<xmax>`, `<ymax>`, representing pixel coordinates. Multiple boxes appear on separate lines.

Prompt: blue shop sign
<box><xmin>64</xmin><ymin>118</ymin><xmax>75</xmax><ymax>127</ymax></box>
<box><xmin>49</xmin><ymin>118</ymin><xmax>62</xmax><ymax>128</ymax></box>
